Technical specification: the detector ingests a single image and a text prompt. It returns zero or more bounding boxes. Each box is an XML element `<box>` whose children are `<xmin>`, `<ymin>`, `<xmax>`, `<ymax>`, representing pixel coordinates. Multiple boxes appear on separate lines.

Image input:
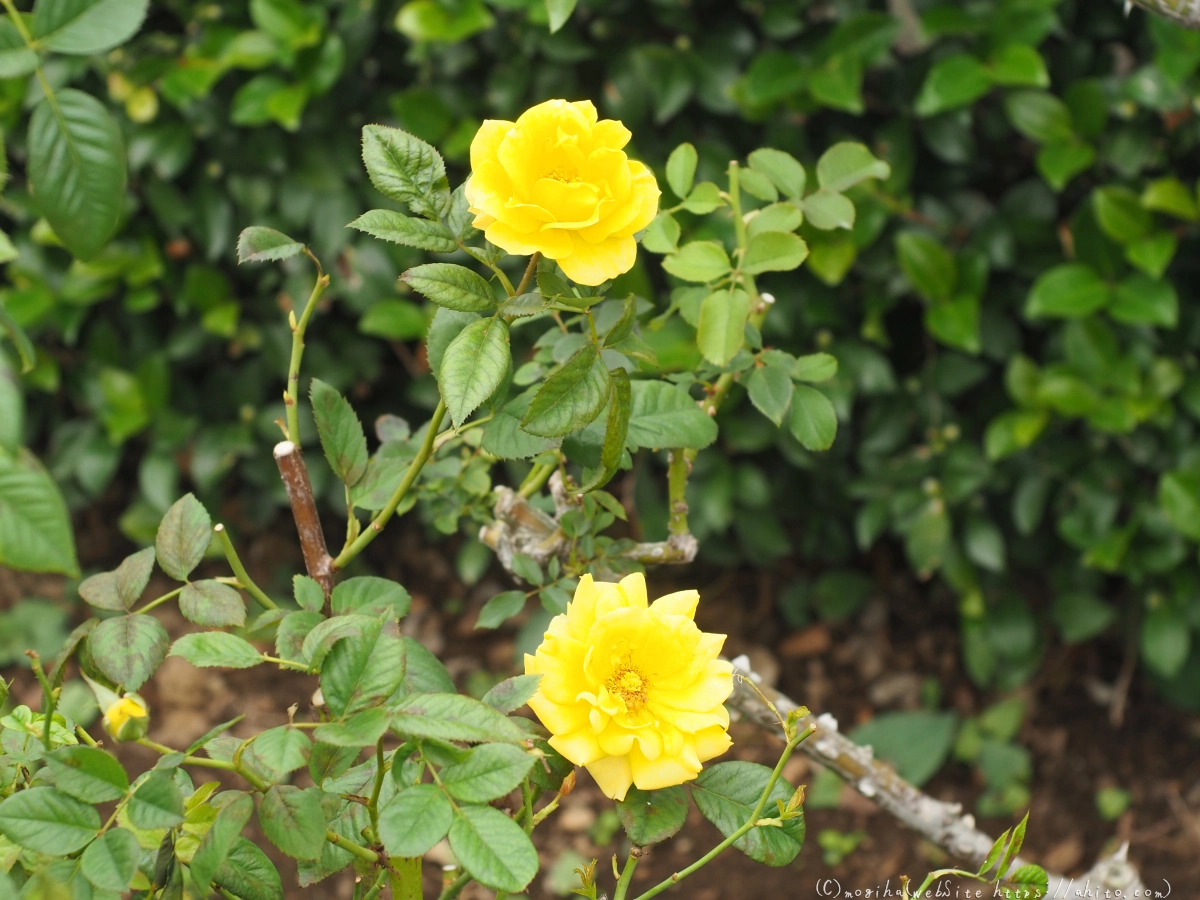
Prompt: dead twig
<box><xmin>274</xmin><ymin>441</ymin><xmax>335</xmax><ymax>597</ymax></box>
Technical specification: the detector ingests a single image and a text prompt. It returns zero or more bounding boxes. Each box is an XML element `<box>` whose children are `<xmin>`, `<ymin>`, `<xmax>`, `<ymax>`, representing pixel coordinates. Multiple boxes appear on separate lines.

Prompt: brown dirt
<box><xmin>3</xmin><ymin>512</ymin><xmax>1199</xmax><ymax>900</ymax></box>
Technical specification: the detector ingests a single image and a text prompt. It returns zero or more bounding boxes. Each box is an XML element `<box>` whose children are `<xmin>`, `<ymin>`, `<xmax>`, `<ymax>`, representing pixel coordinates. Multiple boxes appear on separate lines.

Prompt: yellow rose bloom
<box><xmin>102</xmin><ymin>694</ymin><xmax>149</xmax><ymax>742</ymax></box>
<box><xmin>524</xmin><ymin>573</ymin><xmax>733</xmax><ymax>801</ymax></box>
<box><xmin>465</xmin><ymin>99</ymin><xmax>660</xmax><ymax>287</ymax></box>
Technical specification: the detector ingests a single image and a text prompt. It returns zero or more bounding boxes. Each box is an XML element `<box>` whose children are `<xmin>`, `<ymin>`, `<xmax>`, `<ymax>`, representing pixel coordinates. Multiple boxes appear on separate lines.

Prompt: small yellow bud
<box><xmin>125</xmin><ymin>87</ymin><xmax>159</xmax><ymax>124</ymax></box>
<box><xmin>103</xmin><ymin>695</ymin><xmax>149</xmax><ymax>742</ymax></box>
<box><xmin>107</xmin><ymin>72</ymin><xmax>134</xmax><ymax>102</ymax></box>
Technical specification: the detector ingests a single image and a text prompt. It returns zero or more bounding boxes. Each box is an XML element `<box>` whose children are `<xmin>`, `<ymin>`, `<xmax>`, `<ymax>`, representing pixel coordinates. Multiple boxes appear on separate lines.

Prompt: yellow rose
<box><xmin>465</xmin><ymin>99</ymin><xmax>660</xmax><ymax>287</ymax></box>
<box><xmin>102</xmin><ymin>694</ymin><xmax>149</xmax><ymax>742</ymax></box>
<box><xmin>524</xmin><ymin>573</ymin><xmax>733</xmax><ymax>801</ymax></box>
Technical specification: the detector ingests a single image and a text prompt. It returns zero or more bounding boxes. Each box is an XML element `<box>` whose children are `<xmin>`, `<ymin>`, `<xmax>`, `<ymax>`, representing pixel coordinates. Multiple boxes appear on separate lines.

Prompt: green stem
<box><xmin>514</xmin><ymin>252</ymin><xmax>541</xmax><ymax>297</ymax></box>
<box><xmin>368</xmin><ymin>738</ymin><xmax>386</xmax><ymax>834</ymax></box>
<box><xmin>334</xmin><ymin>400</ymin><xmax>447</xmax><ymax>569</ymax></box>
<box><xmin>631</xmin><ymin>729</ymin><xmax>807</xmax><ymax>900</ymax></box>
<box><xmin>436</xmin><ymin>872</ymin><xmax>470</xmax><ymax>900</ymax></box>
<box><xmin>666</xmin><ymin>450</ymin><xmax>690</xmax><ymax>537</ymax></box>
<box><xmin>260</xmin><ymin>655</ymin><xmax>311</xmax><ymax>671</ymax></box>
<box><xmin>517</xmin><ymin>460</ymin><xmax>555</xmax><ymax>498</ymax></box>
<box><xmin>27</xmin><ymin>653</ymin><xmax>55</xmax><ymax>752</ymax></box>
<box><xmin>520</xmin><ymin>779</ymin><xmax>534</xmax><ymax>835</ymax></box>
<box><xmin>362</xmin><ymin>869</ymin><xmax>390</xmax><ymax>900</ymax></box>
<box><xmin>613</xmin><ymin>852</ymin><xmax>640</xmax><ymax>900</ymax></box>
<box><xmin>389</xmin><ymin>857</ymin><xmax>424</xmax><ymax>900</ymax></box>
<box><xmin>214</xmin><ymin>524</ymin><xmax>278</xmax><ymax>610</ymax></box>
<box><xmin>285</xmin><ymin>268</ymin><xmax>331</xmax><ymax>445</ymax></box>
<box><xmin>134</xmin><ymin>586</ymin><xmax>184</xmax><ymax>615</ymax></box>
<box><xmin>75</xmin><ymin>726</ymin><xmax>99</xmax><ymax>747</ymax></box>
<box><xmin>327</xmin><ymin>830</ymin><xmax>379</xmax><ymax>864</ymax></box>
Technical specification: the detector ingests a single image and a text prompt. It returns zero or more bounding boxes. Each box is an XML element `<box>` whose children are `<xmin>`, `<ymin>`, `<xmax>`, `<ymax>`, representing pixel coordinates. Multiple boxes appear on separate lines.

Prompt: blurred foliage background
<box><xmin>3</xmin><ymin>0</ymin><xmax>1200</xmax><ymax>765</ymax></box>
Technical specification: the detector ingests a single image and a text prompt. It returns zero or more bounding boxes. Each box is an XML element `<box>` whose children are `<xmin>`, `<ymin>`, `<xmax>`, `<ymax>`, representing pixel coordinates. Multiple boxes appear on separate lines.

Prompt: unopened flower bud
<box><xmin>103</xmin><ymin>694</ymin><xmax>149</xmax><ymax>742</ymax></box>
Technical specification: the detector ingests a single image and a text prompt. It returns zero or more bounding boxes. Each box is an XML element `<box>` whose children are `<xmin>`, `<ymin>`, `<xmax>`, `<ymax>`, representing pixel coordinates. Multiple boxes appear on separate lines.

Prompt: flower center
<box><xmin>606</xmin><ymin>663</ymin><xmax>648</xmax><ymax>715</ymax></box>
<box><xmin>543</xmin><ymin>164</ymin><xmax>580</xmax><ymax>183</ymax></box>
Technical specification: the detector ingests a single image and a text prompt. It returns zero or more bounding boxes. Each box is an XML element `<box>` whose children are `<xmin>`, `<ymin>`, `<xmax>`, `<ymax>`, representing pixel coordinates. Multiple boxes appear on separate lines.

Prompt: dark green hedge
<box><xmin>4</xmin><ymin>0</ymin><xmax>1200</xmax><ymax>714</ymax></box>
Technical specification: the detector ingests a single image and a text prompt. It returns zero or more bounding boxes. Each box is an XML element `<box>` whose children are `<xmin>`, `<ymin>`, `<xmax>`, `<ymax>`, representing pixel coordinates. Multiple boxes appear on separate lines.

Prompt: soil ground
<box><xmin>2</xmin><ymin>506</ymin><xmax>1198</xmax><ymax>899</ymax></box>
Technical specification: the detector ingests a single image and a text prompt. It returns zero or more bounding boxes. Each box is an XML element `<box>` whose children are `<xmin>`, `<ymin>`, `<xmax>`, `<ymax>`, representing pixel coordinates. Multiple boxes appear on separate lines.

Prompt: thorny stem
<box><xmin>134</xmin><ymin>586</ymin><xmax>185</xmax><ymax>615</ymax></box>
<box><xmin>26</xmin><ymin>653</ymin><xmax>55</xmax><ymax>751</ymax></box>
<box><xmin>334</xmin><ymin>400</ymin><xmax>448</xmax><ymax>569</ymax></box>
<box><xmin>436</xmin><ymin>871</ymin><xmax>471</xmax><ymax>900</ymax></box>
<box><xmin>285</xmin><ymin>267</ymin><xmax>331</xmax><ymax>445</ymax></box>
<box><xmin>520</xmin><ymin>779</ymin><xmax>535</xmax><ymax>834</ymax></box>
<box><xmin>514</xmin><ymin>252</ymin><xmax>541</xmax><ymax>297</ymax></box>
<box><xmin>666</xmin><ymin>450</ymin><xmax>690</xmax><ymax>537</ymax></box>
<box><xmin>214</xmin><ymin>525</ymin><xmax>279</xmax><ymax>610</ymax></box>
<box><xmin>612</xmin><ymin>850</ymin><xmax>640</xmax><ymax>900</ymax></box>
<box><xmin>369</xmin><ymin>738</ymin><xmax>386</xmax><ymax>835</ymax></box>
<box><xmin>631</xmin><ymin>726</ymin><xmax>811</xmax><ymax>900</ymax></box>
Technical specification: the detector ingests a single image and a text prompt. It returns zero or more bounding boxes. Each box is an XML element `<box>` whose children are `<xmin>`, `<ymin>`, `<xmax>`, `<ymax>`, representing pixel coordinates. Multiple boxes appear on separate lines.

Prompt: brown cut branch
<box><xmin>274</xmin><ymin>440</ymin><xmax>335</xmax><ymax>597</ymax></box>
<box><xmin>725</xmin><ymin>656</ymin><xmax>1146</xmax><ymax>898</ymax></box>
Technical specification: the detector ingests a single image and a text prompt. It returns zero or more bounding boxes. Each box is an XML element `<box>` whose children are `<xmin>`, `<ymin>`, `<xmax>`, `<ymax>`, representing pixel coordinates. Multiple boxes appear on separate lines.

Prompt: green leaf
<box><xmin>747</xmin><ymin>365</ymin><xmax>793</xmax><ymax>427</ymax></box>
<box><xmin>155</xmin><ymin>493</ymin><xmax>212</xmax><ymax>581</ymax></box>
<box><xmin>259</xmin><ymin>786</ymin><xmax>326</xmax><ymax>860</ymax></box>
<box><xmin>1004</xmin><ymin>90</ymin><xmax>1074</xmax><ymax>143</ymax></box>
<box><xmin>391</xmin><ymin>693</ymin><xmax>527</xmax><ymax>743</ymax></box>
<box><xmin>1141</xmin><ymin>176</ymin><xmax>1199</xmax><ymax>221</ymax></box>
<box><xmin>127</xmin><ymin>772</ymin><xmax>184</xmax><ymax>830</ymax></box>
<box><xmin>361</xmin><ymin>300</ymin><xmax>427</xmax><ymax>341</ymax></box>
<box><xmin>439</xmin><ymin>316</ymin><xmax>511</xmax><ymax>427</ymax></box>
<box><xmin>737</xmin><ymin>167</ymin><xmax>777</xmax><ymax>202</ymax></box>
<box><xmin>692</xmin><ymin>762</ymin><xmax>804</xmax><ymax>866</ymax></box>
<box><xmin>792</xmin><ymin>353</ymin><xmax>837</xmax><ymax>383</ymax></box>
<box><xmin>640</xmin><ymin>211</ymin><xmax>680</xmax><ymax>254</ymax></box>
<box><xmin>301</xmin><ymin>615</ymin><xmax>376</xmax><ymax>669</ymax></box>
<box><xmin>33</xmin><ymin>0</ymin><xmax>149</xmax><ymax>54</ymax></box>
<box><xmin>697</xmin><ymin>288</ymin><xmax>751</xmax><ymax>367</ymax></box>
<box><xmin>441</xmin><ymin>744</ymin><xmax>535</xmax><ymax>803</ymax></box>
<box><xmin>521</xmin><ymin>342</ymin><xmax>610</xmax><ymax>438</ymax></box>
<box><xmin>680</xmin><ymin>182</ymin><xmax>723</xmax><ymax>214</ymax></box>
<box><xmin>743</xmin><ymin>231</ymin><xmax>810</xmax><ymax>273</ymax></box>
<box><xmin>0</xmin><ymin>451</ymin><xmax>80</xmax><ymax>576</ymax></box>
<box><xmin>579</xmin><ymin>366</ymin><xmax>631</xmax><ymax>492</ymax></box>
<box><xmin>1159</xmin><ymin>470</ymin><xmax>1200</xmax><ymax>540</ymax></box>
<box><xmin>985</xmin><ymin>409</ymin><xmax>1049</xmax><ymax>460</ymax></box>
<box><xmin>617</xmin><ymin>785</ymin><xmax>689</xmax><ymax>846</ymax></box>
<box><xmin>989</xmin><ymin>44</ymin><xmax>1049</xmax><ymax>88</ymax></box>
<box><xmin>190</xmin><ymin>793</ymin><xmax>254</xmax><ymax>891</ymax></box>
<box><xmin>815</xmin><ymin>142</ymin><xmax>890</xmax><ymax>193</ymax></box>
<box><xmin>850</xmin><ymin>711</ymin><xmax>958</xmax><ymax>787</ymax></box>
<box><xmin>449</xmin><ymin>805</ymin><xmax>538</xmax><ymax>892</ymax></box>
<box><xmin>361</xmin><ymin>124</ymin><xmax>450</xmax><ymax>219</ymax></box>
<box><xmin>1025</xmin><ymin>264</ymin><xmax>1110</xmax><ymax>319</ymax></box>
<box><xmin>79</xmin><ymin>546</ymin><xmax>155</xmax><ymax>612</ymax></box>
<box><xmin>0</xmin><ymin>301</ymin><xmax>37</xmax><ymax>374</ymax></box>
<box><xmin>379</xmin><ymin>784</ymin><xmax>453</xmax><ymax>857</ymax></box>
<box><xmin>925</xmin><ymin>296</ymin><xmax>981</xmax><ymax>354</ymax></box>
<box><xmin>214</xmin><ymin>836</ymin><xmax>283</xmax><ymax>900</ymax></box>
<box><xmin>250</xmin><ymin>0</ymin><xmax>321</xmax><ymax>49</ymax></box>
<box><xmin>180</xmin><ymin>580</ymin><xmax>246</xmax><ymax>628</ymax></box>
<box><xmin>0</xmin><ymin>18</ymin><xmax>37</xmax><ymax>78</ymax></box>
<box><xmin>481</xmin><ymin>674</ymin><xmax>542</xmax><ymax>713</ymax></box>
<box><xmin>1052</xmin><ymin>593</ymin><xmax>1116</xmax><ymax>644</ymax></box>
<box><xmin>248</xmin><ymin>726</ymin><xmax>312</xmax><ymax>781</ymax></box>
<box><xmin>1036</xmin><ymin>141</ymin><xmax>1096</xmax><ymax>191</ymax></box>
<box><xmin>80</xmin><ymin>826</ymin><xmax>140</xmax><ymax>891</ymax></box>
<box><xmin>28</xmin><ymin>89</ymin><xmax>126</xmax><ymax>260</ymax></box>
<box><xmin>788</xmin><ymin>385</ymin><xmax>837</xmax><ymax>451</ymax></box>
<box><xmin>1092</xmin><ymin>186</ymin><xmax>1152</xmax><ymax>244</ymax></box>
<box><xmin>320</xmin><ymin>622</ymin><xmax>406</xmax><ymax>718</ymax></box>
<box><xmin>0</xmin><ymin>787</ymin><xmax>101</xmax><ymax>854</ymax></box>
<box><xmin>169</xmin><ymin>632</ymin><xmax>264</xmax><ymax>669</ymax></box>
<box><xmin>665</xmin><ymin>143</ymin><xmax>697</xmax><ymax>199</ymax></box>
<box><xmin>476</xmin><ymin>590</ymin><xmax>527</xmax><ymax>629</ymax></box>
<box><xmin>896</xmin><ymin>232</ymin><xmax>956</xmax><ymax>302</ymax></box>
<box><xmin>1110</xmin><ymin>273</ymin><xmax>1177</xmax><ymax>327</ymax></box>
<box><xmin>800</xmin><ymin>191</ymin><xmax>854</xmax><ymax>231</ymax></box>
<box><xmin>236</xmin><ymin>227</ymin><xmax>304</xmax><ymax>264</ymax></box>
<box><xmin>89</xmin><ymin>614</ymin><xmax>169</xmax><ymax>690</ymax></box>
<box><xmin>1001</xmin><ymin>864</ymin><xmax>1048</xmax><ymax>900</ymax></box>
<box><xmin>626</xmin><ymin>381</ymin><xmax>717</xmax><ymax>451</ymax></box>
<box><xmin>545</xmin><ymin>0</ymin><xmax>578</xmax><ymax>33</ymax></box>
<box><xmin>662</xmin><ymin>240</ymin><xmax>731</xmax><ymax>283</ymax></box>
<box><xmin>330</xmin><ymin>576</ymin><xmax>411</xmax><ymax>619</ymax></box>
<box><xmin>405</xmin><ymin>264</ymin><xmax>494</xmax><ymax>314</ymax></box>
<box><xmin>294</xmin><ymin>575</ymin><xmax>325</xmax><ymax>612</ymax></box>
<box><xmin>747</xmin><ymin>203</ymin><xmax>803</xmax><ymax>237</ymax></box>
<box><xmin>349</xmin><ymin>210</ymin><xmax>457</xmax><ymax>253</ymax></box>
<box><xmin>1124</xmin><ymin>231</ymin><xmax>1177</xmax><ymax>280</ymax></box>
<box><xmin>45</xmin><ymin>746</ymin><xmax>129</xmax><ymax>803</ymax></box>
<box><xmin>747</xmin><ymin>148</ymin><xmax>806</xmax><ymax>199</ymax></box>
<box><xmin>915</xmin><ymin>54</ymin><xmax>993</xmax><ymax>117</ymax></box>
<box><xmin>481</xmin><ymin>393</ymin><xmax>561</xmax><ymax>460</ymax></box>
<box><xmin>312</xmin><ymin>708</ymin><xmax>392</xmax><ymax>747</ymax></box>
<box><xmin>310</xmin><ymin>378</ymin><xmax>369</xmax><ymax>486</ymax></box>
